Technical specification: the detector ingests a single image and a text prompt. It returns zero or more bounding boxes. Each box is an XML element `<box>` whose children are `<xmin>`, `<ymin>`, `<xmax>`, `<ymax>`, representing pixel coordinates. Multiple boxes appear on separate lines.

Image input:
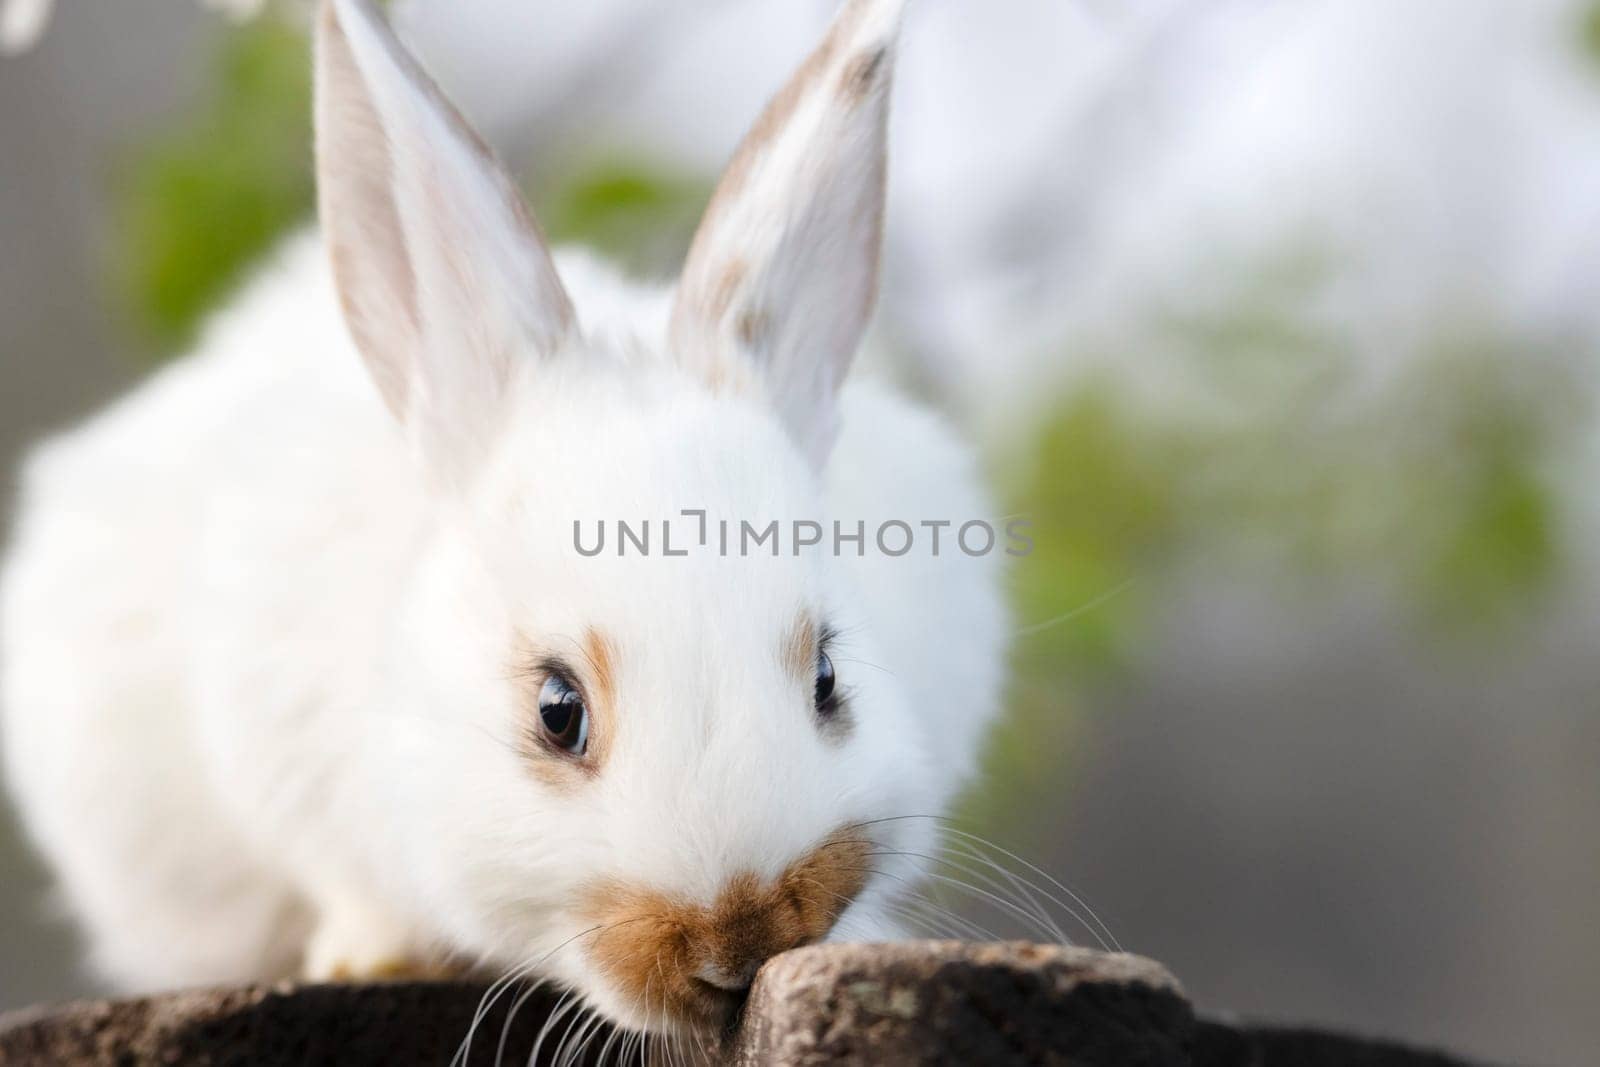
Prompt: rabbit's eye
<box><xmin>814</xmin><ymin>650</ymin><xmax>837</xmax><ymax>714</ymax></box>
<box><xmin>537</xmin><ymin>674</ymin><xmax>589</xmax><ymax>755</ymax></box>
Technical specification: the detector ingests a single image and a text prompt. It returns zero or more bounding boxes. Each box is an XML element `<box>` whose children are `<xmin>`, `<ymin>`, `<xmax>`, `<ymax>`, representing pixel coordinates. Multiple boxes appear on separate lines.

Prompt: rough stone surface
<box><xmin>731</xmin><ymin>941</ymin><xmax>1190</xmax><ymax>1066</ymax></box>
<box><xmin>1190</xmin><ymin>1022</ymin><xmax>1485</xmax><ymax>1067</ymax></box>
<box><xmin>0</xmin><ymin>942</ymin><xmax>1488</xmax><ymax>1066</ymax></box>
<box><xmin>0</xmin><ymin>980</ymin><xmax>576</xmax><ymax>1066</ymax></box>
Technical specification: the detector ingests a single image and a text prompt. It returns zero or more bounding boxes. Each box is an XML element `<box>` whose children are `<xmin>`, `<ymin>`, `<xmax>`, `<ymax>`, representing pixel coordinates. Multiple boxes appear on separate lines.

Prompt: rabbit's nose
<box><xmin>694</xmin><ymin>958</ymin><xmax>761</xmax><ymax>992</ymax></box>
<box><xmin>696</xmin><ymin>912</ymin><xmax>807</xmax><ymax>993</ymax></box>
<box><xmin>580</xmin><ymin>828</ymin><xmax>871</xmax><ymax>1027</ymax></box>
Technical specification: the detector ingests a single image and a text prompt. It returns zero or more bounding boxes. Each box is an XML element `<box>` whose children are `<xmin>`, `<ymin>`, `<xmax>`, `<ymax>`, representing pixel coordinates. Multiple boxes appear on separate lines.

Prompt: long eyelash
<box><xmin>818</xmin><ymin>621</ymin><xmax>841</xmax><ymax>651</ymax></box>
<box><xmin>551</xmin><ymin>631</ymin><xmax>608</xmax><ymax>694</ymax></box>
<box><xmin>816</xmin><ymin>619</ymin><xmax>865</xmax><ymax>737</ymax></box>
<box><xmin>818</xmin><ymin>622</ymin><xmax>888</xmax><ymax>684</ymax></box>
<box><xmin>505</xmin><ymin>631</ymin><xmax>591</xmax><ymax>686</ymax></box>
<box><xmin>527</xmin><ymin>655</ymin><xmax>580</xmax><ymax>687</ymax></box>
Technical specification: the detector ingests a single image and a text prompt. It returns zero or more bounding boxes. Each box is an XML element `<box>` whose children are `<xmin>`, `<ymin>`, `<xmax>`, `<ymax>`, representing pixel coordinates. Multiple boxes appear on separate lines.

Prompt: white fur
<box><xmin>0</xmin><ymin>0</ymin><xmax>1005</xmax><ymax>1033</ymax></box>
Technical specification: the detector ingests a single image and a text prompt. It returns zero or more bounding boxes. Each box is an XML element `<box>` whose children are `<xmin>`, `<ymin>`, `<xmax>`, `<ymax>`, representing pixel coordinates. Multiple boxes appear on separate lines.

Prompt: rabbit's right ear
<box><xmin>671</xmin><ymin>0</ymin><xmax>904</xmax><ymax>472</ymax></box>
<box><xmin>315</xmin><ymin>0</ymin><xmax>574</xmax><ymax>488</ymax></box>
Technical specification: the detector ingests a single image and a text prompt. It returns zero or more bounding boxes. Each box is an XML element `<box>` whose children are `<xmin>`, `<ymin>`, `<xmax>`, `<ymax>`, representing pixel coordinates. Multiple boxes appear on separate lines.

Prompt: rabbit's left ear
<box><xmin>316</xmin><ymin>0</ymin><xmax>574</xmax><ymax>489</ymax></box>
<box><xmin>670</xmin><ymin>0</ymin><xmax>904</xmax><ymax>470</ymax></box>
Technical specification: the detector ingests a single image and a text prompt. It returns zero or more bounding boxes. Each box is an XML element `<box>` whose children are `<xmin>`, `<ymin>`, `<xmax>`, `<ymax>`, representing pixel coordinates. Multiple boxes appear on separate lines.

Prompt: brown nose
<box><xmin>581</xmin><ymin>829</ymin><xmax>871</xmax><ymax>1030</ymax></box>
<box><xmin>688</xmin><ymin>885</ymin><xmax>819</xmax><ymax>995</ymax></box>
<box><xmin>694</xmin><ymin>957</ymin><xmax>761</xmax><ymax>992</ymax></box>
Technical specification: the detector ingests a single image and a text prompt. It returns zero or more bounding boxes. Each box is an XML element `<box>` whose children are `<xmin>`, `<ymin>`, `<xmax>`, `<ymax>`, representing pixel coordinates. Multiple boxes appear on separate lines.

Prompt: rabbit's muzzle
<box><xmin>580</xmin><ymin>828</ymin><xmax>871</xmax><ymax>1031</ymax></box>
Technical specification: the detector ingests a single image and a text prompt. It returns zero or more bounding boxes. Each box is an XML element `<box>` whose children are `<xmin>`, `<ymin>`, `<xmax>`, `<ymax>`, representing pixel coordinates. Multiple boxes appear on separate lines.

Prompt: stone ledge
<box><xmin>734</xmin><ymin>942</ymin><xmax>1189</xmax><ymax>1065</ymax></box>
<box><xmin>0</xmin><ymin>941</ymin><xmax>1485</xmax><ymax>1066</ymax></box>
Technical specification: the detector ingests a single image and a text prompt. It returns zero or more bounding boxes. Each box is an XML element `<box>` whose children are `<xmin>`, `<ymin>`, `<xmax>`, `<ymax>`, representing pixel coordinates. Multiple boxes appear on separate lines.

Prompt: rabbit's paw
<box><xmin>303</xmin><ymin>901</ymin><xmax>442</xmax><ymax>982</ymax></box>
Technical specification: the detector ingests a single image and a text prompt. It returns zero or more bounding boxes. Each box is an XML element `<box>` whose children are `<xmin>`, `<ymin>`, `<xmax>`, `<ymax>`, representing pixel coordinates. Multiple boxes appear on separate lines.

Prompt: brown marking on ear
<box><xmin>579</xmin><ymin>827</ymin><xmax>871</xmax><ymax>1032</ymax></box>
<box><xmin>670</xmin><ymin>0</ymin><xmax>897</xmax><ymax>429</ymax></box>
<box><xmin>735</xmin><ymin>308</ymin><xmax>772</xmax><ymax>349</ymax></box>
<box><xmin>840</xmin><ymin>47</ymin><xmax>888</xmax><ymax>103</ymax></box>
<box><xmin>680</xmin><ymin>0</ymin><xmax>877</xmax><ymax>262</ymax></box>
<box><xmin>697</xmin><ymin>351</ymin><xmax>763</xmax><ymax>397</ymax></box>
<box><xmin>690</xmin><ymin>261</ymin><xmax>761</xmax><ymax>395</ymax></box>
<box><xmin>707</xmin><ymin>259</ymin><xmax>747</xmax><ymax>320</ymax></box>
<box><xmin>509</xmin><ymin>629</ymin><xmax>618</xmax><ymax>787</ymax></box>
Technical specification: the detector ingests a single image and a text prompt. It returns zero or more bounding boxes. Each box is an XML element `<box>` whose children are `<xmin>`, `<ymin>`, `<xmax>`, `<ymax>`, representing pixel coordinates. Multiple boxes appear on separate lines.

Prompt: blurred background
<box><xmin>2</xmin><ymin>1</ymin><xmax>1598</xmax><ymax>1064</ymax></box>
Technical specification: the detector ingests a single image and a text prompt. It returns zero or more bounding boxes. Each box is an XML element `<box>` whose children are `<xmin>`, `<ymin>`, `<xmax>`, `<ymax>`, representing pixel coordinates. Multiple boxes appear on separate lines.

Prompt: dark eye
<box><xmin>537</xmin><ymin>674</ymin><xmax>589</xmax><ymax>755</ymax></box>
<box><xmin>814</xmin><ymin>650</ymin><xmax>837</xmax><ymax>714</ymax></box>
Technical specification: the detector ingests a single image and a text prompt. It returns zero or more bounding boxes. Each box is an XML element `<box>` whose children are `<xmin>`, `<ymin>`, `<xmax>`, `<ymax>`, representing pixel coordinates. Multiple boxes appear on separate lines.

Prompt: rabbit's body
<box><xmin>2</xmin><ymin>0</ymin><xmax>1008</xmax><ymax>1033</ymax></box>
<box><xmin>3</xmin><ymin>235</ymin><xmax>1004</xmax><ymax>989</ymax></box>
<box><xmin>4</xmin><ymin>233</ymin><xmax>436</xmax><ymax>986</ymax></box>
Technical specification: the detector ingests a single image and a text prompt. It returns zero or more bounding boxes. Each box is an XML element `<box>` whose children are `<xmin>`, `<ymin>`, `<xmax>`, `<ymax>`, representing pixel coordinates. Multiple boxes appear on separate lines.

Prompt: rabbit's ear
<box><xmin>670</xmin><ymin>0</ymin><xmax>903</xmax><ymax>470</ymax></box>
<box><xmin>315</xmin><ymin>0</ymin><xmax>574</xmax><ymax>486</ymax></box>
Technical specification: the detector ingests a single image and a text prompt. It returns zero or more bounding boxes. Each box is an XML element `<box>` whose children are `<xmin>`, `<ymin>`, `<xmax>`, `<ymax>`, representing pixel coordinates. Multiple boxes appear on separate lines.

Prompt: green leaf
<box><xmin>535</xmin><ymin>160</ymin><xmax>711</xmax><ymax>277</ymax></box>
<box><xmin>1583</xmin><ymin>3</ymin><xmax>1600</xmax><ymax>65</ymax></box>
<box><xmin>112</xmin><ymin>16</ymin><xmax>313</xmax><ymax>359</ymax></box>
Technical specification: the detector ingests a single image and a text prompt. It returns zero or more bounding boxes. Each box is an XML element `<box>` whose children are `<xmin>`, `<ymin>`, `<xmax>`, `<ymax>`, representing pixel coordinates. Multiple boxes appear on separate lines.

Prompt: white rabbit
<box><xmin>0</xmin><ymin>0</ymin><xmax>1006</xmax><ymax>1038</ymax></box>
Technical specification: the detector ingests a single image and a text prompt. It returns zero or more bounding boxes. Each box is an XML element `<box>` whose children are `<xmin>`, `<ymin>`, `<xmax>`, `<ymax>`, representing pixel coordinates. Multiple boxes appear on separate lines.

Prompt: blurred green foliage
<box><xmin>113</xmin><ymin>16</ymin><xmax>313</xmax><ymax>357</ymax></box>
<box><xmin>971</xmin><ymin>290</ymin><xmax>1584</xmax><ymax>833</ymax></box>
<box><xmin>111</xmin><ymin>13</ymin><xmax>710</xmax><ymax>359</ymax></box>
<box><xmin>1583</xmin><ymin>3</ymin><xmax>1600</xmax><ymax>64</ymax></box>
<box><xmin>959</xmin><ymin>390</ymin><xmax>1172</xmax><ymax>829</ymax></box>
<box><xmin>538</xmin><ymin>162</ymin><xmax>710</xmax><ymax>278</ymax></box>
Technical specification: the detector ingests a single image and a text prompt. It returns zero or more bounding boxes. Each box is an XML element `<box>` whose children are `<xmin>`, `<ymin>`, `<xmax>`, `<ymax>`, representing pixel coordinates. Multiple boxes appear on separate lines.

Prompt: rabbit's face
<box><xmin>316</xmin><ymin>0</ymin><xmax>918</xmax><ymax>1037</ymax></box>
<box><xmin>409</xmin><ymin>378</ymin><xmax>938</xmax><ymax>1033</ymax></box>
